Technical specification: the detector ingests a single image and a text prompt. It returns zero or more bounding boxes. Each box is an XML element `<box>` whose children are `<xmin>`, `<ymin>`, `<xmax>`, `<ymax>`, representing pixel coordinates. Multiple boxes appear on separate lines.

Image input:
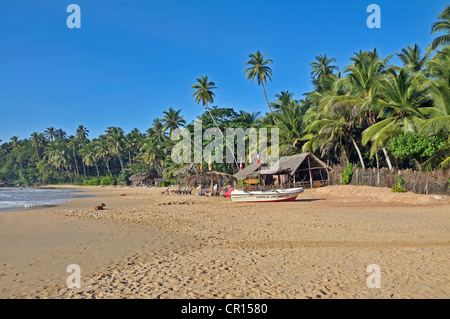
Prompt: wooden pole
<box><xmin>308</xmin><ymin>156</ymin><xmax>313</xmax><ymax>188</ymax></box>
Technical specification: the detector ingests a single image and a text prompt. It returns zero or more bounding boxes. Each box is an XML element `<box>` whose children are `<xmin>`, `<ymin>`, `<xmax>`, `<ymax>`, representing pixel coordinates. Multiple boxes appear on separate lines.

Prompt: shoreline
<box><xmin>1</xmin><ymin>185</ymin><xmax>449</xmax><ymax>299</ymax></box>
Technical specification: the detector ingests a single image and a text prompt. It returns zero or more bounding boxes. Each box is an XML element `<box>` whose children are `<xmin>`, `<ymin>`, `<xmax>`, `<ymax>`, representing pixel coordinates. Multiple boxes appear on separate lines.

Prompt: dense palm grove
<box><xmin>1</xmin><ymin>7</ymin><xmax>449</xmax><ymax>186</ymax></box>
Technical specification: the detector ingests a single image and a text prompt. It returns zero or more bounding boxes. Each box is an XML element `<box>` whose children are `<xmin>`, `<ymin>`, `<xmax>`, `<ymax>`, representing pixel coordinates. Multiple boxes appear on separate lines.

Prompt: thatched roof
<box><xmin>129</xmin><ymin>173</ymin><xmax>154</xmax><ymax>182</ymax></box>
<box><xmin>174</xmin><ymin>163</ymin><xmax>201</xmax><ymax>177</ymax></box>
<box><xmin>233</xmin><ymin>163</ymin><xmax>263</xmax><ymax>180</ymax></box>
<box><xmin>183</xmin><ymin>171</ymin><xmax>237</xmax><ymax>186</ymax></box>
<box><xmin>260</xmin><ymin>153</ymin><xmax>330</xmax><ymax>176</ymax></box>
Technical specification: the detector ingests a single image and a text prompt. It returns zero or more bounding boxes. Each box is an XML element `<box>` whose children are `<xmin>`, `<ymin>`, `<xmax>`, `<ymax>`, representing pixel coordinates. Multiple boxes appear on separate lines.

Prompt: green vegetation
<box><xmin>391</xmin><ymin>175</ymin><xmax>407</xmax><ymax>193</ymax></box>
<box><xmin>0</xmin><ymin>6</ymin><xmax>449</xmax><ymax>186</ymax></box>
<box><xmin>341</xmin><ymin>164</ymin><xmax>354</xmax><ymax>185</ymax></box>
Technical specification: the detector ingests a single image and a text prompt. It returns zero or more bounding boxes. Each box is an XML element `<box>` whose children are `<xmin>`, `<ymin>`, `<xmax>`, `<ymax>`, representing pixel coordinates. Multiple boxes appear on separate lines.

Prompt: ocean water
<box><xmin>0</xmin><ymin>188</ymin><xmax>91</xmax><ymax>211</ymax></box>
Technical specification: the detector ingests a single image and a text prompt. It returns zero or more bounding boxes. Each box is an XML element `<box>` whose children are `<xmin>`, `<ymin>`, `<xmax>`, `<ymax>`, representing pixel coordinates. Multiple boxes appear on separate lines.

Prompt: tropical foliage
<box><xmin>0</xmin><ymin>6</ymin><xmax>449</xmax><ymax>186</ymax></box>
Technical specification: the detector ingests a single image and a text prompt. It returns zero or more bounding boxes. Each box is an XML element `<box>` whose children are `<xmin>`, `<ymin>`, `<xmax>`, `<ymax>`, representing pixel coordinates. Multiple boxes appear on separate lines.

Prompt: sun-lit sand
<box><xmin>0</xmin><ymin>184</ymin><xmax>449</xmax><ymax>299</ymax></box>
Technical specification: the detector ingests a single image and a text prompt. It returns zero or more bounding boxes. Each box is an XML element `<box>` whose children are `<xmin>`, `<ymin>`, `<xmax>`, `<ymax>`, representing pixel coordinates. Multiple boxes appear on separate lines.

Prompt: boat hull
<box><xmin>230</xmin><ymin>188</ymin><xmax>303</xmax><ymax>202</ymax></box>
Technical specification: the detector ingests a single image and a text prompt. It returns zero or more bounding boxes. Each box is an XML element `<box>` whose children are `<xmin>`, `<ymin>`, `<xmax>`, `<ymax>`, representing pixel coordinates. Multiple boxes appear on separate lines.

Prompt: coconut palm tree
<box><xmin>68</xmin><ymin>138</ymin><xmax>80</xmax><ymax>177</ymax></box>
<box><xmin>162</xmin><ymin>107</ymin><xmax>186</xmax><ymax>137</ymax></box>
<box><xmin>192</xmin><ymin>75</ymin><xmax>220</xmax><ymax>127</ymax></box>
<box><xmin>426</xmin><ymin>46</ymin><xmax>450</xmax><ymax>83</ymax></box>
<box><xmin>429</xmin><ymin>5</ymin><xmax>450</xmax><ymax>52</ymax></box>
<box><xmin>310</xmin><ymin>54</ymin><xmax>339</xmax><ymax>91</ymax></box>
<box><xmin>44</xmin><ymin>127</ymin><xmax>57</xmax><ymax>142</ymax></box>
<box><xmin>76</xmin><ymin>125</ymin><xmax>89</xmax><ymax>140</ymax></box>
<box><xmin>362</xmin><ymin>68</ymin><xmax>428</xmax><ymax>160</ymax></box>
<box><xmin>147</xmin><ymin>118</ymin><xmax>168</xmax><ymax>144</ymax></box>
<box><xmin>340</xmin><ymin>49</ymin><xmax>394</xmax><ymax>169</ymax></box>
<box><xmin>80</xmin><ymin>142</ymin><xmax>99</xmax><ymax>177</ymax></box>
<box><xmin>418</xmin><ymin>78</ymin><xmax>450</xmax><ymax>170</ymax></box>
<box><xmin>244</xmin><ymin>51</ymin><xmax>276</xmax><ymax>123</ymax></box>
<box><xmin>276</xmin><ymin>101</ymin><xmax>307</xmax><ymax>155</ymax></box>
<box><xmin>192</xmin><ymin>76</ymin><xmax>239</xmax><ymax>170</ymax></box>
<box><xmin>94</xmin><ymin>137</ymin><xmax>112</xmax><ymax>176</ymax></box>
<box><xmin>141</xmin><ymin>139</ymin><xmax>164</xmax><ymax>175</ymax></box>
<box><xmin>396</xmin><ymin>44</ymin><xmax>429</xmax><ymax>76</ymax></box>
<box><xmin>55</xmin><ymin>129</ymin><xmax>67</xmax><ymax>140</ymax></box>
<box><xmin>271</xmin><ymin>91</ymin><xmax>299</xmax><ymax>111</ymax></box>
<box><xmin>30</xmin><ymin>132</ymin><xmax>42</xmax><ymax>161</ymax></box>
<box><xmin>105</xmin><ymin>127</ymin><xmax>125</xmax><ymax>171</ymax></box>
<box><xmin>304</xmin><ymin>101</ymin><xmax>366</xmax><ymax>169</ymax></box>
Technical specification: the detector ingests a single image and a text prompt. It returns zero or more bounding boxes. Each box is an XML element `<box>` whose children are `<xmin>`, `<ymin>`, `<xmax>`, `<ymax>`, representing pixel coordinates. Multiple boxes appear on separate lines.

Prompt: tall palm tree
<box><xmin>147</xmin><ymin>118</ymin><xmax>168</xmax><ymax>144</ymax></box>
<box><xmin>162</xmin><ymin>107</ymin><xmax>186</xmax><ymax>137</ymax></box>
<box><xmin>362</xmin><ymin>68</ymin><xmax>428</xmax><ymax>160</ymax></box>
<box><xmin>30</xmin><ymin>132</ymin><xmax>41</xmax><ymax>161</ymax></box>
<box><xmin>105</xmin><ymin>127</ymin><xmax>125</xmax><ymax>171</ymax></box>
<box><xmin>419</xmin><ymin>78</ymin><xmax>450</xmax><ymax>170</ymax></box>
<box><xmin>310</xmin><ymin>54</ymin><xmax>339</xmax><ymax>91</ymax></box>
<box><xmin>192</xmin><ymin>76</ymin><xmax>239</xmax><ymax>170</ymax></box>
<box><xmin>192</xmin><ymin>75</ymin><xmax>220</xmax><ymax>127</ymax></box>
<box><xmin>304</xmin><ymin>102</ymin><xmax>366</xmax><ymax>169</ymax></box>
<box><xmin>44</xmin><ymin>127</ymin><xmax>56</xmax><ymax>142</ymax></box>
<box><xmin>10</xmin><ymin>136</ymin><xmax>24</xmax><ymax>178</ymax></box>
<box><xmin>94</xmin><ymin>137</ymin><xmax>112</xmax><ymax>176</ymax></box>
<box><xmin>276</xmin><ymin>101</ymin><xmax>307</xmax><ymax>155</ymax></box>
<box><xmin>75</xmin><ymin>125</ymin><xmax>89</xmax><ymax>177</ymax></box>
<box><xmin>342</xmin><ymin>49</ymin><xmax>394</xmax><ymax>169</ymax></box>
<box><xmin>396</xmin><ymin>44</ymin><xmax>428</xmax><ymax>76</ymax></box>
<box><xmin>80</xmin><ymin>142</ymin><xmax>99</xmax><ymax>177</ymax></box>
<box><xmin>426</xmin><ymin>46</ymin><xmax>450</xmax><ymax>83</ymax></box>
<box><xmin>56</xmin><ymin>129</ymin><xmax>67</xmax><ymax>140</ymax></box>
<box><xmin>244</xmin><ymin>51</ymin><xmax>276</xmax><ymax>123</ymax></box>
<box><xmin>68</xmin><ymin>138</ymin><xmax>80</xmax><ymax>177</ymax></box>
<box><xmin>141</xmin><ymin>139</ymin><xmax>164</xmax><ymax>175</ymax></box>
<box><xmin>271</xmin><ymin>90</ymin><xmax>299</xmax><ymax>111</ymax></box>
<box><xmin>76</xmin><ymin>125</ymin><xmax>89</xmax><ymax>140</ymax></box>
<box><xmin>429</xmin><ymin>5</ymin><xmax>450</xmax><ymax>52</ymax></box>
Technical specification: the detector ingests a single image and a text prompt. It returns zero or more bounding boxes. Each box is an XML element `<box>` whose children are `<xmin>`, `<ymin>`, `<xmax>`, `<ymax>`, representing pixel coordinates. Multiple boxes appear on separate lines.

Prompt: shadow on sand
<box><xmin>293</xmin><ymin>198</ymin><xmax>326</xmax><ymax>202</ymax></box>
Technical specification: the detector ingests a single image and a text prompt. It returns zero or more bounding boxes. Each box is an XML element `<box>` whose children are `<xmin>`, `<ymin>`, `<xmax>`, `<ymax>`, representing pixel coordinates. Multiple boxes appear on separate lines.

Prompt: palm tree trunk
<box><xmin>118</xmin><ymin>154</ymin><xmax>124</xmax><ymax>171</ymax></box>
<box><xmin>35</xmin><ymin>145</ymin><xmax>40</xmax><ymax>161</ymax></box>
<box><xmin>82</xmin><ymin>162</ymin><xmax>87</xmax><ymax>178</ymax></box>
<box><xmin>72</xmin><ymin>148</ymin><xmax>80</xmax><ymax>177</ymax></box>
<box><xmin>261</xmin><ymin>82</ymin><xmax>277</xmax><ymax>124</ymax></box>
<box><xmin>95</xmin><ymin>163</ymin><xmax>100</xmax><ymax>178</ymax></box>
<box><xmin>350</xmin><ymin>135</ymin><xmax>366</xmax><ymax>169</ymax></box>
<box><xmin>104</xmin><ymin>158</ymin><xmax>111</xmax><ymax>176</ymax></box>
<box><xmin>382</xmin><ymin>147</ymin><xmax>393</xmax><ymax>171</ymax></box>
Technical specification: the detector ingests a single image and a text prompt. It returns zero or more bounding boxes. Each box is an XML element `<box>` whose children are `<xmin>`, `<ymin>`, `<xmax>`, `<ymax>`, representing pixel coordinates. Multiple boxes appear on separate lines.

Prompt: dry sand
<box><xmin>0</xmin><ymin>184</ymin><xmax>449</xmax><ymax>299</ymax></box>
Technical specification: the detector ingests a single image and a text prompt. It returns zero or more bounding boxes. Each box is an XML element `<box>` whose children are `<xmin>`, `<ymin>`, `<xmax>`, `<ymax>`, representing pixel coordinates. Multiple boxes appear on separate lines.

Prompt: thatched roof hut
<box><xmin>261</xmin><ymin>153</ymin><xmax>330</xmax><ymax>175</ymax></box>
<box><xmin>260</xmin><ymin>152</ymin><xmax>331</xmax><ymax>188</ymax></box>
<box><xmin>183</xmin><ymin>171</ymin><xmax>237</xmax><ymax>188</ymax></box>
<box><xmin>129</xmin><ymin>173</ymin><xmax>157</xmax><ymax>185</ymax></box>
<box><xmin>174</xmin><ymin>163</ymin><xmax>201</xmax><ymax>177</ymax></box>
<box><xmin>233</xmin><ymin>163</ymin><xmax>263</xmax><ymax>181</ymax></box>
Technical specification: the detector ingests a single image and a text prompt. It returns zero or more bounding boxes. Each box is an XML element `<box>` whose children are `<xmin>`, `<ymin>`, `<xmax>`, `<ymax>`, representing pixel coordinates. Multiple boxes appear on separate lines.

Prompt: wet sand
<box><xmin>0</xmin><ymin>185</ymin><xmax>449</xmax><ymax>299</ymax></box>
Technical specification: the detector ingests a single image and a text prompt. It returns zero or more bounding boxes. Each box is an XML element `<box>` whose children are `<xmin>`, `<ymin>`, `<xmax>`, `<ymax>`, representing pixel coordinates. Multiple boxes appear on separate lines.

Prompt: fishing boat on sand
<box><xmin>230</xmin><ymin>187</ymin><xmax>303</xmax><ymax>202</ymax></box>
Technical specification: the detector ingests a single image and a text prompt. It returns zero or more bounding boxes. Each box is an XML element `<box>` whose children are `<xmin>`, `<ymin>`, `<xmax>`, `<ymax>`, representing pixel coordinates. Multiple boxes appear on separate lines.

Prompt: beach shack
<box><xmin>260</xmin><ymin>152</ymin><xmax>330</xmax><ymax>188</ymax></box>
<box><xmin>129</xmin><ymin>173</ymin><xmax>157</xmax><ymax>186</ymax></box>
<box><xmin>233</xmin><ymin>163</ymin><xmax>262</xmax><ymax>181</ymax></box>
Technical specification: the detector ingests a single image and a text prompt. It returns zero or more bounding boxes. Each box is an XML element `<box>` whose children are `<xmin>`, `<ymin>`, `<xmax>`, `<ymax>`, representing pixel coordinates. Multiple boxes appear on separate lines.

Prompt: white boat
<box><xmin>230</xmin><ymin>187</ymin><xmax>304</xmax><ymax>202</ymax></box>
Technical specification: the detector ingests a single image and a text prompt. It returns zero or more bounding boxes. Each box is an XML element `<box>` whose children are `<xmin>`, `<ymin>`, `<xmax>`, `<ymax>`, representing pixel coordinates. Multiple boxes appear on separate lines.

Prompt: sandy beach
<box><xmin>0</xmin><ymin>184</ymin><xmax>449</xmax><ymax>299</ymax></box>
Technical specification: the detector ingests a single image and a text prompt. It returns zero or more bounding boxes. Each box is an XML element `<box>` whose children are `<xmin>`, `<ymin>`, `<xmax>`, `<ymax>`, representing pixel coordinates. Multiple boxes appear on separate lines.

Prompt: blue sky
<box><xmin>0</xmin><ymin>0</ymin><xmax>447</xmax><ymax>141</ymax></box>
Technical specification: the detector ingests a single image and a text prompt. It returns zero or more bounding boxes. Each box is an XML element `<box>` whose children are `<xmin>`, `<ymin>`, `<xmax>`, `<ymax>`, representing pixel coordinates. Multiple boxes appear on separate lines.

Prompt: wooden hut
<box><xmin>129</xmin><ymin>173</ymin><xmax>157</xmax><ymax>186</ymax></box>
<box><xmin>233</xmin><ymin>163</ymin><xmax>263</xmax><ymax>181</ymax></box>
<box><xmin>260</xmin><ymin>152</ymin><xmax>331</xmax><ymax>188</ymax></box>
<box><xmin>184</xmin><ymin>171</ymin><xmax>237</xmax><ymax>192</ymax></box>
